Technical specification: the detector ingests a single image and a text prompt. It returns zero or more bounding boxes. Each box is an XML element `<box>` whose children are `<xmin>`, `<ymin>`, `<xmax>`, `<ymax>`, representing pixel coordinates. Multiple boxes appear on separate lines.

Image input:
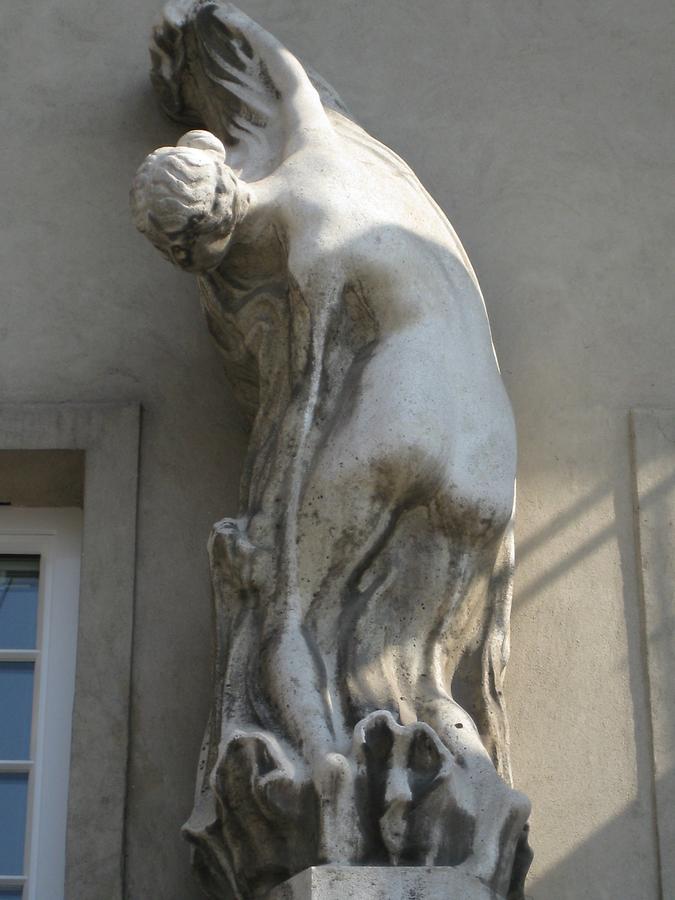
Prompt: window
<box><xmin>0</xmin><ymin>509</ymin><xmax>82</xmax><ymax>900</ymax></box>
<box><xmin>0</xmin><ymin>403</ymin><xmax>140</xmax><ymax>898</ymax></box>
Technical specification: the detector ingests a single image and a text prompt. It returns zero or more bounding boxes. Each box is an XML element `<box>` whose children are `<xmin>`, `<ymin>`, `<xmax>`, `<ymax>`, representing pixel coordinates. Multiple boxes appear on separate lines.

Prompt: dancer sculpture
<box><xmin>131</xmin><ymin>3</ymin><xmax>532</xmax><ymax>898</ymax></box>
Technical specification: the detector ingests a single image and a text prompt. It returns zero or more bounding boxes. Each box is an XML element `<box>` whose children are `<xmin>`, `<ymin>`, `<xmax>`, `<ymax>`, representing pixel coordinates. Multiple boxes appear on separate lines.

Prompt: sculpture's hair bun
<box><xmin>130</xmin><ymin>140</ymin><xmax>237</xmax><ymax>242</ymax></box>
<box><xmin>177</xmin><ymin>130</ymin><xmax>226</xmax><ymax>158</ymax></box>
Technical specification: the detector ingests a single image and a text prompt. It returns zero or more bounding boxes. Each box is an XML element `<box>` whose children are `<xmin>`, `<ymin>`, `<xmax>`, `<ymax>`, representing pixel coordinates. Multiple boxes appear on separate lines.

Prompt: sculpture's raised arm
<box><xmin>212</xmin><ymin>5</ymin><xmax>331</xmax><ymax>145</ymax></box>
<box><xmin>150</xmin><ymin>1</ymin><xmax>343</xmax><ymax>180</ymax></box>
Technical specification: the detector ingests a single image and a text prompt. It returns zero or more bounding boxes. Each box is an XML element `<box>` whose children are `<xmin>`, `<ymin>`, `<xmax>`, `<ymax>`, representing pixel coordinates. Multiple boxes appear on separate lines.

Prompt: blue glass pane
<box><xmin>0</xmin><ymin>892</ymin><xmax>23</xmax><ymax>899</ymax></box>
<box><xmin>0</xmin><ymin>663</ymin><xmax>34</xmax><ymax>759</ymax></box>
<box><xmin>0</xmin><ymin>556</ymin><xmax>39</xmax><ymax>650</ymax></box>
<box><xmin>0</xmin><ymin>773</ymin><xmax>28</xmax><ymax>876</ymax></box>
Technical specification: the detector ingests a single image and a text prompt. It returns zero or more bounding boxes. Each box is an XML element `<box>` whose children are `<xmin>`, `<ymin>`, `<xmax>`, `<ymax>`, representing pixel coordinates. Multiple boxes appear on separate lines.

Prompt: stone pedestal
<box><xmin>267</xmin><ymin>867</ymin><xmax>502</xmax><ymax>900</ymax></box>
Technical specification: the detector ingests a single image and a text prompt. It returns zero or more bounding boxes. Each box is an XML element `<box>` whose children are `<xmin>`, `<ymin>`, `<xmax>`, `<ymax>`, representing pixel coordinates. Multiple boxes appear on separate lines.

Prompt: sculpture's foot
<box><xmin>184</xmin><ymin>729</ymin><xmax>320</xmax><ymax>899</ymax></box>
<box><xmin>312</xmin><ymin>752</ymin><xmax>361</xmax><ymax>863</ymax></box>
<box><xmin>353</xmin><ymin>711</ymin><xmax>530</xmax><ymax>896</ymax></box>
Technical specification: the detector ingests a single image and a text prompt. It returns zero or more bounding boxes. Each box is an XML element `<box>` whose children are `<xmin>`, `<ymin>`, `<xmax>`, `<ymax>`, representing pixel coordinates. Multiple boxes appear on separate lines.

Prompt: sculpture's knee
<box><xmin>371</xmin><ymin>441</ymin><xmax>513</xmax><ymax>545</ymax></box>
<box><xmin>437</xmin><ymin>473</ymin><xmax>514</xmax><ymax>545</ymax></box>
<box><xmin>370</xmin><ymin>443</ymin><xmax>449</xmax><ymax>510</ymax></box>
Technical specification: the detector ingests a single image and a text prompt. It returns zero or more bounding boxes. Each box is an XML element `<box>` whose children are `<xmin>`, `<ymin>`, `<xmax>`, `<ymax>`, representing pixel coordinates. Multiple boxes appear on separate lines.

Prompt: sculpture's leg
<box><xmin>288</xmin><ymin>325</ymin><xmax>517</xmax><ymax>762</ymax></box>
<box><xmin>196</xmin><ymin>323</ymin><xmax>527</xmax><ymax>887</ymax></box>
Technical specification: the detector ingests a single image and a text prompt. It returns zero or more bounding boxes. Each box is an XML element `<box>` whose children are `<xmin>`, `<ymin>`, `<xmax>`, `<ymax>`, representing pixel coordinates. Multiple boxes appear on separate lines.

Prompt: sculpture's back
<box><xmin>131</xmin><ymin>3</ymin><xmax>532</xmax><ymax>897</ymax></box>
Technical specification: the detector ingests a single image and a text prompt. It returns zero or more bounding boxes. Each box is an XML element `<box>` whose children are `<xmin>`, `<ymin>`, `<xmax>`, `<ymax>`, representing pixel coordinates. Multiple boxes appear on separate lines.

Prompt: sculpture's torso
<box><xmin>208</xmin><ymin>119</ymin><xmax>517</xmax><ymax>539</ymax></box>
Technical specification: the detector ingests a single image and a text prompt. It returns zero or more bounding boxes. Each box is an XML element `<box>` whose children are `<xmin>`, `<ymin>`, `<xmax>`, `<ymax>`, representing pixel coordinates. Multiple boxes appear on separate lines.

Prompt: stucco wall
<box><xmin>2</xmin><ymin>1</ymin><xmax>673</xmax><ymax>898</ymax></box>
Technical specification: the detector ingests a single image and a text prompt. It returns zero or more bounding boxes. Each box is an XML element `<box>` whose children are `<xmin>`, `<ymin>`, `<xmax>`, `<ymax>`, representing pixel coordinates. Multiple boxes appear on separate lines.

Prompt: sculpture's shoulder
<box><xmin>279</xmin><ymin>118</ymin><xmax>471</xmax><ymax>262</ymax></box>
<box><xmin>259</xmin><ymin>113</ymin><xmax>482</xmax><ymax>313</ymax></box>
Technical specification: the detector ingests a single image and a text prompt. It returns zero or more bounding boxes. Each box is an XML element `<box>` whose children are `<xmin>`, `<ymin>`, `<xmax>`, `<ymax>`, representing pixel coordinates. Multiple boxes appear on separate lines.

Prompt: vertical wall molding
<box><xmin>630</xmin><ymin>408</ymin><xmax>675</xmax><ymax>900</ymax></box>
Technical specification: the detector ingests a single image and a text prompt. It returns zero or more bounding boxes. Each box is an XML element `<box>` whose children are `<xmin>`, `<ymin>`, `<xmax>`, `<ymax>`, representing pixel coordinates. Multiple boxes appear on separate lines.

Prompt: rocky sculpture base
<box><xmin>268</xmin><ymin>867</ymin><xmax>504</xmax><ymax>900</ymax></box>
<box><xmin>184</xmin><ymin>710</ymin><xmax>531</xmax><ymax>899</ymax></box>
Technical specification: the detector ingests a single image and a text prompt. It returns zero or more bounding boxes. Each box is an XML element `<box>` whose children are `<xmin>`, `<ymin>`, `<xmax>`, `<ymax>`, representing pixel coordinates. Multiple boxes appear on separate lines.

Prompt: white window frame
<box><xmin>0</xmin><ymin>508</ymin><xmax>82</xmax><ymax>900</ymax></box>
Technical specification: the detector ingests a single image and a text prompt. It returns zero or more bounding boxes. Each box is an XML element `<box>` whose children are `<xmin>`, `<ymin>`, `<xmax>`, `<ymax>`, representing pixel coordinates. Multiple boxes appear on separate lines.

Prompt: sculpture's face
<box><xmin>150</xmin><ymin>214</ymin><xmax>235</xmax><ymax>273</ymax></box>
<box><xmin>131</xmin><ymin>131</ymin><xmax>242</xmax><ymax>273</ymax></box>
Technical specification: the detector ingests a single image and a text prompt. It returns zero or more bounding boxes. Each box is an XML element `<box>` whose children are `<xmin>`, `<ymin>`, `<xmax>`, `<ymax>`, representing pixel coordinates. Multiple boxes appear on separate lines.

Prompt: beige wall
<box><xmin>2</xmin><ymin>1</ymin><xmax>673</xmax><ymax>897</ymax></box>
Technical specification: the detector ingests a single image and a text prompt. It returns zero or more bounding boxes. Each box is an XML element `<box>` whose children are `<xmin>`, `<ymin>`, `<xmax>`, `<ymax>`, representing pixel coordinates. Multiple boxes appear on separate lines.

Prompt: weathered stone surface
<box><xmin>131</xmin><ymin>2</ymin><xmax>531</xmax><ymax>898</ymax></box>
<box><xmin>268</xmin><ymin>866</ymin><xmax>502</xmax><ymax>900</ymax></box>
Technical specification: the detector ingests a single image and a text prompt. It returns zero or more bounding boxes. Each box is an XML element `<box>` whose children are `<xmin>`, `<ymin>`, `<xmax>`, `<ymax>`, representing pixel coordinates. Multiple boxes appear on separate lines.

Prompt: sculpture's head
<box><xmin>130</xmin><ymin>130</ymin><xmax>247</xmax><ymax>272</ymax></box>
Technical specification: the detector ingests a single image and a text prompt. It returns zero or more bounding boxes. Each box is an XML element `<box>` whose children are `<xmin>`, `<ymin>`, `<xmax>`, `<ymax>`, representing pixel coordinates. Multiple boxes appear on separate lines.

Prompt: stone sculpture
<box><xmin>131</xmin><ymin>3</ymin><xmax>532</xmax><ymax>897</ymax></box>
